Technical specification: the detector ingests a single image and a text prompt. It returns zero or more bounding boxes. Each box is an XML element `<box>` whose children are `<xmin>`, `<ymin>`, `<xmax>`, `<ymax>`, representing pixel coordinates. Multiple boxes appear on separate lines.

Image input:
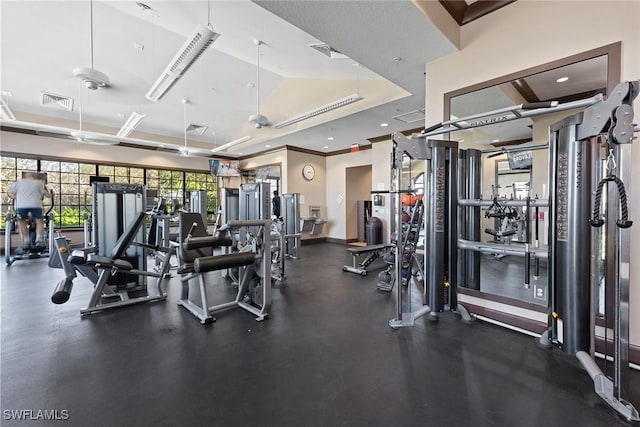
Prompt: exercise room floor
<box><xmin>1</xmin><ymin>242</ymin><xmax>638</xmax><ymax>426</ymax></box>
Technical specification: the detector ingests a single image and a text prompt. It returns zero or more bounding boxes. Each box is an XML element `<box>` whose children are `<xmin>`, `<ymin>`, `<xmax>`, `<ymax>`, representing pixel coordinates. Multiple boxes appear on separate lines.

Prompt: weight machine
<box><xmin>49</xmin><ymin>183</ymin><xmax>172</xmax><ymax>315</ymax></box>
<box><xmin>50</xmin><ymin>210</ymin><xmax>172</xmax><ymax>315</ymax></box>
<box><xmin>177</xmin><ymin>212</ymin><xmax>271</xmax><ymax>325</ymax></box>
<box><xmin>388</xmin><ymin>133</ymin><xmax>469</xmax><ymax>327</ymax></box>
<box><xmin>411</xmin><ymin>79</ymin><xmax>638</xmax><ymax>420</ymax></box>
<box><xmin>537</xmin><ymin>80</ymin><xmax>639</xmax><ymax>421</ymax></box>
<box><xmin>282</xmin><ymin>193</ymin><xmax>301</xmax><ymax>259</ymax></box>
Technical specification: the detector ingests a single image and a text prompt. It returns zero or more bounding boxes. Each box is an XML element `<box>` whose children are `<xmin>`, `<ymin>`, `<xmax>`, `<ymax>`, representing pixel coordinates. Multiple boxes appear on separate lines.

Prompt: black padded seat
<box><xmin>194</xmin><ymin>252</ymin><xmax>256</xmax><ymax>273</ymax></box>
<box><xmin>68</xmin><ymin>252</ymin><xmax>88</xmax><ymax>264</ymax></box>
<box><xmin>86</xmin><ymin>255</ymin><xmax>134</xmax><ymax>271</ymax></box>
<box><xmin>347</xmin><ymin>244</ymin><xmax>391</xmax><ymax>254</ymax></box>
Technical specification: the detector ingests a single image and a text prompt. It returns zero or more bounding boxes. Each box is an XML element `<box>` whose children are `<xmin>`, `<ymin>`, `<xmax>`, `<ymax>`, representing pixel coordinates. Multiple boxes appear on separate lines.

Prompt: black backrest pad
<box><xmin>179</xmin><ymin>212</ymin><xmax>212</xmax><ymax>263</ymax></box>
<box><xmin>110</xmin><ymin>211</ymin><xmax>147</xmax><ymax>259</ymax></box>
<box><xmin>194</xmin><ymin>252</ymin><xmax>256</xmax><ymax>273</ymax></box>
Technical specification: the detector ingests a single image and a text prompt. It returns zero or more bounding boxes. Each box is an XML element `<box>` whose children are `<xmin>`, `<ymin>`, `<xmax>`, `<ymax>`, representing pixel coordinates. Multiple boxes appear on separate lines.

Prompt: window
<box><xmin>0</xmin><ymin>154</ymin><xmax>217</xmax><ymax>229</ymax></box>
<box><xmin>1</xmin><ymin>156</ymin><xmax>38</xmax><ymax>228</ymax></box>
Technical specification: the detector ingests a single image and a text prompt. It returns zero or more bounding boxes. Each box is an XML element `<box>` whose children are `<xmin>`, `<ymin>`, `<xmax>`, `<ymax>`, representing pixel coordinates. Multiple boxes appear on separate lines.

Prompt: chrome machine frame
<box><xmin>411</xmin><ymin>81</ymin><xmax>639</xmax><ymax>420</ymax></box>
<box><xmin>389</xmin><ymin>133</ymin><xmax>470</xmax><ymax>328</ymax></box>
<box><xmin>540</xmin><ymin>80</ymin><xmax>639</xmax><ymax>421</ymax></box>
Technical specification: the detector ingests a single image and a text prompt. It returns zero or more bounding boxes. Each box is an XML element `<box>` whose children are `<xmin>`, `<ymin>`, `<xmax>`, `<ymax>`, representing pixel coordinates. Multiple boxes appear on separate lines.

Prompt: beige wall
<box><xmin>425</xmin><ymin>0</ymin><xmax>640</xmax><ymax>343</ymax></box>
<box><xmin>325</xmin><ymin>149</ymin><xmax>373</xmax><ymax>240</ymax></box>
<box><xmin>285</xmin><ymin>150</ymin><xmax>326</xmax><ymax>221</ymax></box>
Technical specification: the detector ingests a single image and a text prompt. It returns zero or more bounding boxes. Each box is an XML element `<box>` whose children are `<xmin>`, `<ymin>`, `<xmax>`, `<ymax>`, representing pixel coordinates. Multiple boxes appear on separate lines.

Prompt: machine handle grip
<box><xmin>522</xmin><ymin>101</ymin><xmax>557</xmax><ymax>110</ymax></box>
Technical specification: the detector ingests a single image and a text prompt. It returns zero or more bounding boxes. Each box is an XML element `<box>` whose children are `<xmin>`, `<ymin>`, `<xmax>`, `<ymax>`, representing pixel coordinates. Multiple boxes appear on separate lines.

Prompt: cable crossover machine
<box><xmin>390</xmin><ymin>80</ymin><xmax>639</xmax><ymax>421</ymax></box>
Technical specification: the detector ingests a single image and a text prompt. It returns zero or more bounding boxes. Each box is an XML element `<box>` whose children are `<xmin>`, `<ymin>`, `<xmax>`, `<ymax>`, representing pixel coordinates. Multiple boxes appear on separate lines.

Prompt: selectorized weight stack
<box><xmin>240</xmin><ymin>182</ymin><xmax>270</xmax><ymax>222</ymax></box>
<box><xmin>93</xmin><ymin>182</ymin><xmax>146</xmax><ymax>286</ymax></box>
<box><xmin>282</xmin><ymin>193</ymin><xmax>301</xmax><ymax>259</ymax></box>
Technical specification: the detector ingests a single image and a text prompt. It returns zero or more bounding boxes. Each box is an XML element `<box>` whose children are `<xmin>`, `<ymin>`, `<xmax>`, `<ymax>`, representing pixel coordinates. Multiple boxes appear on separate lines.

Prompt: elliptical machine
<box><xmin>4</xmin><ymin>189</ymin><xmax>55</xmax><ymax>266</ymax></box>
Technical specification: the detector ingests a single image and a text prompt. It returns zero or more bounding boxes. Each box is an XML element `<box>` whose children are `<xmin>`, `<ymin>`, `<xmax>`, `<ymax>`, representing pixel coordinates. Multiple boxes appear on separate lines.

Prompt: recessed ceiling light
<box><xmin>265</xmin><ymin>144</ymin><xmax>271</xmax><ymax>148</ymax></box>
<box><xmin>492</xmin><ymin>139</ymin><xmax>500</xmax><ymax>143</ymax></box>
<box><xmin>556</xmin><ymin>76</ymin><xmax>569</xmax><ymax>83</ymax></box>
<box><xmin>323</xmin><ymin>146</ymin><xmax>329</xmax><ymax>149</ymax></box>
<box><xmin>328</xmin><ymin>137</ymin><xmax>334</xmax><ymax>140</ymax></box>
<box><xmin>380</xmin><ymin>123</ymin><xmax>389</xmax><ymax>127</ymax></box>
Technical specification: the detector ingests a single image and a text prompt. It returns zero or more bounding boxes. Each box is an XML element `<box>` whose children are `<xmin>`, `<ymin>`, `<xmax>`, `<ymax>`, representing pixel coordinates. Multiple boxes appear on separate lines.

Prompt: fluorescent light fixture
<box><xmin>327</xmin><ymin>137</ymin><xmax>334</xmax><ymax>141</ymax></box>
<box><xmin>274</xmin><ymin>94</ymin><xmax>363</xmax><ymax>129</ymax></box>
<box><xmin>556</xmin><ymin>76</ymin><xmax>569</xmax><ymax>83</ymax></box>
<box><xmin>0</xmin><ymin>99</ymin><xmax>16</xmax><ymax>120</ymax></box>
<box><xmin>380</xmin><ymin>123</ymin><xmax>389</xmax><ymax>127</ymax></box>
<box><xmin>146</xmin><ymin>24</ymin><xmax>220</xmax><ymax>102</ymax></box>
<box><xmin>117</xmin><ymin>112</ymin><xmax>145</xmax><ymax>137</ymax></box>
<box><xmin>211</xmin><ymin>135</ymin><xmax>252</xmax><ymax>153</ymax></box>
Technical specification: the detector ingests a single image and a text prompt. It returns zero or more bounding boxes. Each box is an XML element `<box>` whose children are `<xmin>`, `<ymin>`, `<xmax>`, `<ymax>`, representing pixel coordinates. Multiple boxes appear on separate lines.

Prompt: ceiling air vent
<box><xmin>308</xmin><ymin>43</ymin><xmax>347</xmax><ymax>59</ymax></box>
<box><xmin>185</xmin><ymin>123</ymin><xmax>208</xmax><ymax>135</ymax></box>
<box><xmin>393</xmin><ymin>109</ymin><xmax>425</xmax><ymax>124</ymax></box>
<box><xmin>41</xmin><ymin>92</ymin><xmax>74</xmax><ymax>111</ymax></box>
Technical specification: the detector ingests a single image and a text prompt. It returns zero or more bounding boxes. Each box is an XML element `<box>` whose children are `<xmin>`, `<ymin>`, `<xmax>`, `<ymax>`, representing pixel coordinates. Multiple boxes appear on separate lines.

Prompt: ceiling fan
<box><xmin>248</xmin><ymin>39</ymin><xmax>270</xmax><ymax>129</ymax></box>
<box><xmin>73</xmin><ymin>0</ymin><xmax>110</xmax><ymax>91</ymax></box>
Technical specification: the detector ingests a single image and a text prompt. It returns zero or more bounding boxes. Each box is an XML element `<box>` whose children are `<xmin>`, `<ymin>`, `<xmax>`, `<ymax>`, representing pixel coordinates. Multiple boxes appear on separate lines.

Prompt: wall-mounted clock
<box><xmin>302</xmin><ymin>164</ymin><xmax>315</xmax><ymax>181</ymax></box>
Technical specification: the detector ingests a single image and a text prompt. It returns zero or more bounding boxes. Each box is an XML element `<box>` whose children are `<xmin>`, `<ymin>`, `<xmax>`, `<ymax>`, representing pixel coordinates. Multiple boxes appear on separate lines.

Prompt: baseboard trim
<box><xmin>463</xmin><ymin>303</ymin><xmax>640</xmax><ymax>365</ymax></box>
<box><xmin>595</xmin><ymin>338</ymin><xmax>640</xmax><ymax>365</ymax></box>
<box><xmin>461</xmin><ymin>302</ymin><xmax>548</xmax><ymax>334</ymax></box>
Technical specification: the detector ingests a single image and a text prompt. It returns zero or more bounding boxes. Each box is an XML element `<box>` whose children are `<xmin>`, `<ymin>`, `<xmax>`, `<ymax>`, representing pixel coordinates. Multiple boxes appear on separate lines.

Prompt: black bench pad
<box><xmin>194</xmin><ymin>253</ymin><xmax>256</xmax><ymax>273</ymax></box>
<box><xmin>86</xmin><ymin>255</ymin><xmax>133</xmax><ymax>271</ymax></box>
<box><xmin>347</xmin><ymin>244</ymin><xmax>391</xmax><ymax>254</ymax></box>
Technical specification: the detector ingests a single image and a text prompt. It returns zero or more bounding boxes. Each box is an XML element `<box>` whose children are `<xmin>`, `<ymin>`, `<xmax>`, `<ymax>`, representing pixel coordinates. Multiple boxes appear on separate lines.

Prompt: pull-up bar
<box><xmin>416</xmin><ymin>95</ymin><xmax>603</xmax><ymax>138</ymax></box>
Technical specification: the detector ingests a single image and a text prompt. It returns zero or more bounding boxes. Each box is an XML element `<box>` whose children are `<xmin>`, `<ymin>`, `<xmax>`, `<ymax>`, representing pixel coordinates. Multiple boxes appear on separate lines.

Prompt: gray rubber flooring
<box><xmin>1</xmin><ymin>242</ymin><xmax>638</xmax><ymax>426</ymax></box>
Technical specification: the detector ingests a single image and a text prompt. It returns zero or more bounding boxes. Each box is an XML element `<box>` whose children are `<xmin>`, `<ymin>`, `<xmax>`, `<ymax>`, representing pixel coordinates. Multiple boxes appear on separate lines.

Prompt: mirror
<box><xmin>446</xmin><ymin>42</ymin><xmax>621</xmax><ymax>306</ymax></box>
<box><xmin>241</xmin><ymin>163</ymin><xmax>281</xmax><ymax>193</ymax></box>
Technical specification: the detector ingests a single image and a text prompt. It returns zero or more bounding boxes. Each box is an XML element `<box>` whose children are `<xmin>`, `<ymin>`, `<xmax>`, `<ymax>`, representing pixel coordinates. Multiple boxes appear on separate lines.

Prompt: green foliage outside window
<box><xmin>1</xmin><ymin>155</ymin><xmax>217</xmax><ymax>229</ymax></box>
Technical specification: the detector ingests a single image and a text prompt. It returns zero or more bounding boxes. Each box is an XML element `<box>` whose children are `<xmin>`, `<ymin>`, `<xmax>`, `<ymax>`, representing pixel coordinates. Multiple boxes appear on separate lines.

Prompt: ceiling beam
<box><xmin>439</xmin><ymin>0</ymin><xmax>516</xmax><ymax>26</ymax></box>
